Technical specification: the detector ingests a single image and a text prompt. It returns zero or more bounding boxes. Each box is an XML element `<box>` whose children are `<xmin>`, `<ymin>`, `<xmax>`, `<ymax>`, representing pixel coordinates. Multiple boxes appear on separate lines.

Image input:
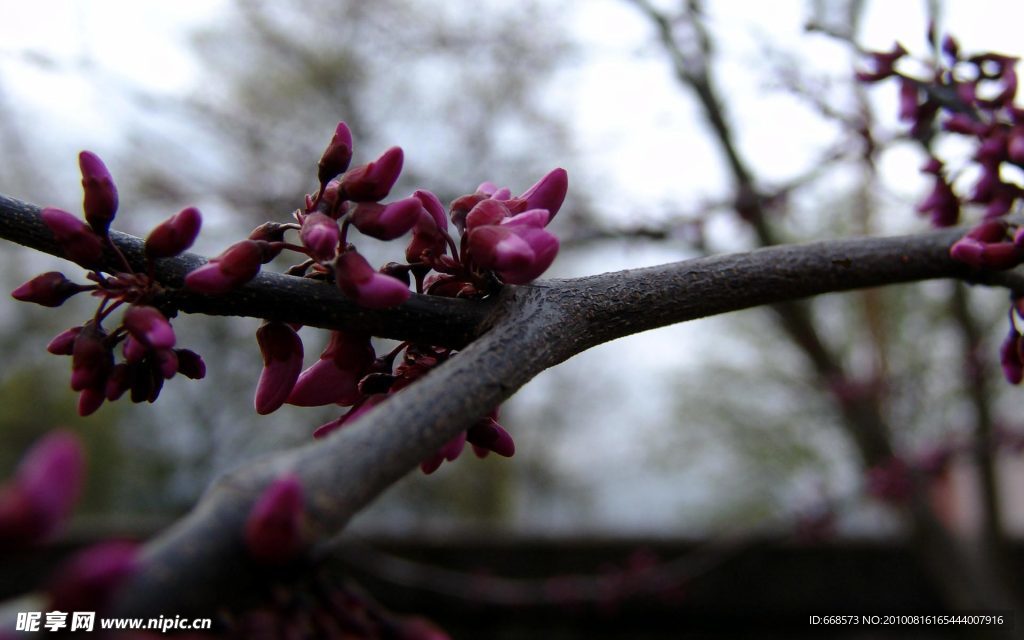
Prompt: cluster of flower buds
<box><xmin>12</xmin><ymin>153</ymin><xmax>207</xmax><ymax>415</ymax></box>
<box><xmin>858</xmin><ymin>33</ymin><xmax>1022</xmax><ymax>228</ymax></box>
<box><xmin>0</xmin><ymin>430</ymin><xmax>139</xmax><ymax>615</ymax></box>
<box><xmin>204</xmin><ymin>121</ymin><xmax>566</xmax><ymax>472</ymax></box>
<box><xmin>20</xmin><ymin>123</ymin><xmax>567</xmax><ymax>473</ymax></box>
<box><xmin>860</xmin><ymin>35</ymin><xmax>1024</xmax><ymax>387</ymax></box>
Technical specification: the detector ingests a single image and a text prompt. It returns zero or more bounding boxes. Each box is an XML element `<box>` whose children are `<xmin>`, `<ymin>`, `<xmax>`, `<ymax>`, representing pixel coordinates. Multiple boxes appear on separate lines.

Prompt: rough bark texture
<box><xmin>0</xmin><ymin>193</ymin><xmax>1010</xmax><ymax>617</ymax></box>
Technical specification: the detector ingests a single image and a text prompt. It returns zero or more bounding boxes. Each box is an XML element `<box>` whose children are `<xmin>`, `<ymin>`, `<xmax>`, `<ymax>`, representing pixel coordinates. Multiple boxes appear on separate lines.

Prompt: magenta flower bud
<box><xmin>318</xmin><ymin>121</ymin><xmax>354</xmax><ymax>187</ymax></box>
<box><xmin>981</xmin><ymin>242</ymin><xmax>1024</xmax><ymax>270</ymax></box>
<box><xmin>468</xmin><ymin>223</ymin><xmax>559</xmax><ymax>284</ymax></box>
<box><xmin>255</xmin><ymin>322</ymin><xmax>304</xmax><ymax>415</ymax></box>
<box><xmin>12</xmin><ymin>272</ymin><xmax>81</xmax><ymax>307</ymax></box>
<box><xmin>503</xmin><ymin>208</ymin><xmax>551</xmax><ymax>229</ymax></box>
<box><xmin>288</xmin><ymin>330</ymin><xmax>373</xmax><ymax>407</ymax></box>
<box><xmin>175</xmin><ymin>348</ymin><xmax>207</xmax><ymax>379</ymax></box>
<box><xmin>339</xmin><ymin>146</ymin><xmax>404</xmax><ymax>202</ymax></box>
<box><xmin>942</xmin><ymin>113</ymin><xmax>982</xmax><ymax>135</ymax></box>
<box><xmin>47</xmin><ymin>326</ymin><xmax>82</xmax><ymax>355</ymax></box>
<box><xmin>77</xmin><ymin>386</ymin><xmax>106</xmax><ymax>417</ymax></box>
<box><xmin>950</xmin><ymin>237</ymin><xmax>985</xmax><ymax>267</ymax></box>
<box><xmin>413</xmin><ymin>189</ymin><xmax>447</xmax><ymax>231</ymax></box>
<box><xmin>406</xmin><ymin>211</ymin><xmax>449</xmax><ymax>263</ymax></box>
<box><xmin>79</xmin><ymin>151</ymin><xmax>118</xmax><ymax>235</ymax></box>
<box><xmin>466</xmin><ymin>417</ymin><xmax>515</xmax><ymax>457</ymax></box>
<box><xmin>244</xmin><ymin>474</ymin><xmax>305</xmax><ymax>564</ymax></box>
<box><xmin>0</xmin><ymin>430</ymin><xmax>84</xmax><ymax>546</ymax></box>
<box><xmin>299</xmin><ymin>211</ymin><xmax>340</xmax><ymax>261</ymax></box>
<box><xmin>145</xmin><ymin>206</ymin><xmax>202</xmax><ymax>259</ymax></box>
<box><xmin>450</xmin><ymin>193</ymin><xmax>489</xmax><ymax>231</ymax></box>
<box><xmin>967</xmin><ymin>219</ymin><xmax>1009</xmax><ymax>242</ymax></box>
<box><xmin>350</xmin><ymin>197</ymin><xmax>423</xmax><ymax>240</ymax></box>
<box><xmin>155</xmin><ymin>348</ymin><xmax>179</xmax><ymax>379</ymax></box>
<box><xmin>465</xmin><ymin>198</ymin><xmax>510</xmax><ymax>231</ymax></box>
<box><xmin>335</xmin><ymin>250</ymin><xmax>411</xmax><ymax>309</ymax></box>
<box><xmin>48</xmin><ymin>541</ymin><xmax>138</xmax><ymax>613</ymax></box>
<box><xmin>1001</xmin><ymin>327</ymin><xmax>1023</xmax><ymax>384</ymax></box>
<box><xmin>312</xmin><ymin>394</ymin><xmax>388</xmax><ymax>438</ymax></box>
<box><xmin>184</xmin><ymin>240</ymin><xmax>266</xmax><ymax>294</ymax></box>
<box><xmin>71</xmin><ymin>324</ymin><xmax>112</xmax><ymax>392</ymax></box>
<box><xmin>122</xmin><ymin>335</ymin><xmax>147</xmax><ymax>364</ymax></box>
<box><xmin>420</xmin><ymin>432</ymin><xmax>467</xmax><ymax>475</ymax></box>
<box><xmin>41</xmin><ymin>207</ymin><xmax>105</xmax><ymax>268</ymax></box>
<box><xmin>123</xmin><ymin>305</ymin><xmax>176</xmax><ymax>350</ymax></box>
<box><xmin>519</xmin><ymin>168</ymin><xmax>568</xmax><ymax>220</ymax></box>
<box><xmin>898</xmin><ymin>78</ymin><xmax>919</xmax><ymax>123</ymax></box>
<box><xmin>917</xmin><ymin>175</ymin><xmax>959</xmax><ymax>227</ymax></box>
<box><xmin>105</xmin><ymin>364</ymin><xmax>132</xmax><ymax>401</ymax></box>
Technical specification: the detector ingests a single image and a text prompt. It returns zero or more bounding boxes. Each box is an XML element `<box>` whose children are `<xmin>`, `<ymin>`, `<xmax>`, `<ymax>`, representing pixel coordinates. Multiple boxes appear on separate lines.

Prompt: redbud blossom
<box><xmin>318</xmin><ymin>121</ymin><xmax>354</xmax><ymax>187</ymax></box>
<box><xmin>288</xmin><ymin>330</ymin><xmax>373</xmax><ymax>407</ymax></box>
<box><xmin>78</xmin><ymin>151</ymin><xmax>118</xmax><ymax>235</ymax></box>
<box><xmin>855</xmin><ymin>42</ymin><xmax>907</xmax><ymax>82</ymax></box>
<box><xmin>413</xmin><ymin>189</ymin><xmax>447</xmax><ymax>231</ymax></box>
<box><xmin>466</xmin><ymin>416</ymin><xmax>515</xmax><ymax>457</ymax></box>
<box><xmin>47</xmin><ymin>326</ymin><xmax>82</xmax><ymax>355</ymax></box>
<box><xmin>468</xmin><ymin>218</ymin><xmax>559</xmax><ymax>284</ymax></box>
<box><xmin>519</xmin><ymin>168</ymin><xmax>568</xmax><ymax>220</ymax></box>
<box><xmin>350</xmin><ymin>197</ymin><xmax>423</xmax><ymax>240</ymax></box>
<box><xmin>1001</xmin><ymin>326</ymin><xmax>1024</xmax><ymax>384</ymax></box>
<box><xmin>406</xmin><ymin>210</ymin><xmax>449</xmax><ymax>264</ymax></box>
<box><xmin>48</xmin><ymin>541</ymin><xmax>138</xmax><ymax>613</ymax></box>
<box><xmin>175</xmin><ymin>349</ymin><xmax>207</xmax><ymax>379</ymax></box>
<box><xmin>184</xmin><ymin>240</ymin><xmax>267</xmax><ymax>294</ymax></box>
<box><xmin>0</xmin><ymin>430</ymin><xmax>84</xmax><ymax>547</ymax></box>
<box><xmin>339</xmin><ymin>146</ymin><xmax>404</xmax><ymax>202</ymax></box>
<box><xmin>916</xmin><ymin>174</ymin><xmax>959</xmax><ymax>227</ymax></box>
<box><xmin>77</xmin><ymin>387</ymin><xmax>107</xmax><ymax>417</ymax></box>
<box><xmin>123</xmin><ymin>305</ymin><xmax>176</xmax><ymax>350</ymax></box>
<box><xmin>335</xmin><ymin>250</ymin><xmax>411</xmax><ymax>308</ymax></box>
<box><xmin>465</xmin><ymin>199</ymin><xmax>510</xmax><ymax>230</ymax></box>
<box><xmin>144</xmin><ymin>207</ymin><xmax>202</xmax><ymax>259</ymax></box>
<box><xmin>11</xmin><ymin>272</ymin><xmax>81</xmax><ymax>307</ymax></box>
<box><xmin>71</xmin><ymin>323</ymin><xmax>112</xmax><ymax>392</ymax></box>
<box><xmin>299</xmin><ymin>212</ymin><xmax>340</xmax><ymax>261</ymax></box>
<box><xmin>41</xmin><ymin>207</ymin><xmax>105</xmax><ymax>268</ymax></box>
<box><xmin>255</xmin><ymin>322</ymin><xmax>304</xmax><ymax>415</ymax></box>
<box><xmin>244</xmin><ymin>474</ymin><xmax>305</xmax><ymax>564</ymax></box>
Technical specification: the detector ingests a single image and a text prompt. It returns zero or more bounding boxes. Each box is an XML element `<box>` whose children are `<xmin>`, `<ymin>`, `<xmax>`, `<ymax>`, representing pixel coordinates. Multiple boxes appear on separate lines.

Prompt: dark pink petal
<box><xmin>950</xmin><ymin>237</ymin><xmax>985</xmax><ymax>267</ymax></box>
<box><xmin>184</xmin><ymin>240</ymin><xmax>265</xmax><ymax>294</ymax></box>
<box><xmin>79</xmin><ymin>151</ymin><xmax>118</xmax><ymax>235</ymax></box>
<box><xmin>299</xmin><ymin>211</ymin><xmax>340</xmax><ymax>261</ymax></box>
<box><xmin>1001</xmin><ymin>327</ymin><xmax>1023</xmax><ymax>384</ymax></box>
<box><xmin>335</xmin><ymin>250</ymin><xmax>410</xmax><ymax>309</ymax></box>
<box><xmin>175</xmin><ymin>349</ymin><xmax>206</xmax><ymax>379</ymax></box>
<box><xmin>71</xmin><ymin>323</ymin><xmax>112</xmax><ymax>392</ymax></box>
<box><xmin>468</xmin><ymin>225</ymin><xmax>534</xmax><ymax>272</ymax></box>
<box><xmin>502</xmin><ymin>208</ymin><xmax>551</xmax><ymax>229</ymax></box>
<box><xmin>244</xmin><ymin>474</ymin><xmax>305</xmax><ymax>564</ymax></box>
<box><xmin>519</xmin><ymin>168</ymin><xmax>568</xmax><ymax>220</ymax></box>
<box><xmin>48</xmin><ymin>541</ymin><xmax>138</xmax><ymax>613</ymax></box>
<box><xmin>318</xmin><ymin>121</ymin><xmax>354</xmax><ymax>187</ymax></box>
<box><xmin>47</xmin><ymin>326</ymin><xmax>82</xmax><ymax>356</ymax></box>
<box><xmin>155</xmin><ymin>348</ymin><xmax>179</xmax><ymax>379</ymax></box>
<box><xmin>413</xmin><ymin>189</ymin><xmax>448</xmax><ymax>231</ymax></box>
<box><xmin>466</xmin><ymin>417</ymin><xmax>515</xmax><ymax>457</ymax></box>
<box><xmin>465</xmin><ymin>198</ymin><xmax>510</xmax><ymax>231</ymax></box>
<box><xmin>123</xmin><ymin>305</ymin><xmax>176</xmax><ymax>350</ymax></box>
<box><xmin>255</xmin><ymin>322</ymin><xmax>304</xmax><ymax>415</ymax></box>
<box><xmin>350</xmin><ymin>197</ymin><xmax>423</xmax><ymax>240</ymax></box>
<box><xmin>339</xmin><ymin>146</ymin><xmax>404</xmax><ymax>202</ymax></box>
<box><xmin>144</xmin><ymin>207</ymin><xmax>202</xmax><ymax>259</ymax></box>
<box><xmin>11</xmin><ymin>272</ymin><xmax>81</xmax><ymax>307</ymax></box>
<box><xmin>77</xmin><ymin>387</ymin><xmax>106</xmax><ymax>416</ymax></box>
<box><xmin>41</xmin><ymin>207</ymin><xmax>105</xmax><ymax>268</ymax></box>
<box><xmin>287</xmin><ymin>357</ymin><xmax>361</xmax><ymax>407</ymax></box>
<box><xmin>405</xmin><ymin>211</ymin><xmax>449</xmax><ymax>263</ymax></box>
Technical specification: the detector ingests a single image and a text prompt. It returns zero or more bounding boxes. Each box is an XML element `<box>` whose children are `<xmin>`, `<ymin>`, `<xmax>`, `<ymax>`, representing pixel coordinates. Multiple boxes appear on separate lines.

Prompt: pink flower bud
<box><xmin>77</xmin><ymin>387</ymin><xmax>106</xmax><ymax>416</ymax></box>
<box><xmin>318</xmin><ymin>121</ymin><xmax>354</xmax><ymax>187</ymax></box>
<box><xmin>0</xmin><ymin>430</ymin><xmax>84</xmax><ymax>547</ymax></box>
<box><xmin>255</xmin><ymin>322</ymin><xmax>304</xmax><ymax>415</ymax></box>
<box><xmin>967</xmin><ymin>219</ymin><xmax>1009</xmax><ymax>242</ymax></box>
<box><xmin>144</xmin><ymin>207</ymin><xmax>202</xmax><ymax>259</ymax></box>
<box><xmin>468</xmin><ymin>223</ymin><xmax>559</xmax><ymax>284</ymax></box>
<box><xmin>406</xmin><ymin>211</ymin><xmax>449</xmax><ymax>264</ymax></box>
<box><xmin>123</xmin><ymin>305</ymin><xmax>176</xmax><ymax>350</ymax></box>
<box><xmin>244</xmin><ymin>474</ymin><xmax>305</xmax><ymax>564</ymax></box>
<box><xmin>350</xmin><ymin>197</ymin><xmax>423</xmax><ymax>240</ymax></box>
<box><xmin>312</xmin><ymin>394</ymin><xmax>388</xmax><ymax>438</ymax></box>
<box><xmin>175</xmin><ymin>348</ymin><xmax>207</xmax><ymax>379</ymax></box>
<box><xmin>413</xmin><ymin>189</ymin><xmax>447</xmax><ymax>231</ymax></box>
<box><xmin>48</xmin><ymin>541</ymin><xmax>138</xmax><ymax>613</ymax></box>
<box><xmin>335</xmin><ymin>250</ymin><xmax>410</xmax><ymax>308</ymax></box>
<box><xmin>299</xmin><ymin>212</ymin><xmax>340</xmax><ymax>261</ymax></box>
<box><xmin>79</xmin><ymin>151</ymin><xmax>118</xmax><ymax>235</ymax></box>
<box><xmin>47</xmin><ymin>326</ymin><xmax>82</xmax><ymax>355</ymax></box>
<box><xmin>288</xmin><ymin>330</ymin><xmax>373</xmax><ymax>407</ymax></box>
<box><xmin>184</xmin><ymin>240</ymin><xmax>267</xmax><ymax>294</ymax></box>
<box><xmin>917</xmin><ymin>175</ymin><xmax>959</xmax><ymax>227</ymax></box>
<box><xmin>519</xmin><ymin>168</ymin><xmax>568</xmax><ymax>220</ymax></box>
<box><xmin>11</xmin><ymin>272</ymin><xmax>81</xmax><ymax>307</ymax></box>
<box><xmin>155</xmin><ymin>348</ymin><xmax>179</xmax><ymax>379</ymax></box>
<box><xmin>41</xmin><ymin>207</ymin><xmax>105</xmax><ymax>268</ymax></box>
<box><xmin>466</xmin><ymin>417</ymin><xmax>515</xmax><ymax>457</ymax></box>
<box><xmin>71</xmin><ymin>323</ymin><xmax>112</xmax><ymax>392</ymax></box>
<box><xmin>950</xmin><ymin>237</ymin><xmax>985</xmax><ymax>267</ymax></box>
<box><xmin>1001</xmin><ymin>326</ymin><xmax>1023</xmax><ymax>384</ymax></box>
<box><xmin>465</xmin><ymin>199</ymin><xmax>510</xmax><ymax>230</ymax></box>
<box><xmin>339</xmin><ymin>146</ymin><xmax>404</xmax><ymax>202</ymax></box>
